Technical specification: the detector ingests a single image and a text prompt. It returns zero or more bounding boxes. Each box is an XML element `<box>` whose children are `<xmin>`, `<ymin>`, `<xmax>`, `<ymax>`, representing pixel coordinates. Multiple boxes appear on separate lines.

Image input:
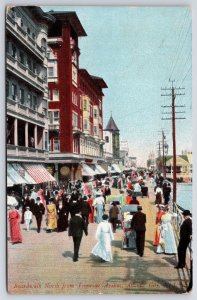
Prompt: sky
<box><xmin>43</xmin><ymin>6</ymin><xmax>192</xmax><ymax>166</ymax></box>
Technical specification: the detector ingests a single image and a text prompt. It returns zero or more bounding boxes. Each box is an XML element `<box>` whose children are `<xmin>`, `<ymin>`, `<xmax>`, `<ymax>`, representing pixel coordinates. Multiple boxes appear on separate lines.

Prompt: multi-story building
<box><xmin>103</xmin><ymin>115</ymin><xmax>121</xmax><ymax>174</ymax></box>
<box><xmin>6</xmin><ymin>6</ymin><xmax>56</xmax><ymax>186</ymax></box>
<box><xmin>103</xmin><ymin>115</ymin><xmax>120</xmax><ymax>160</ymax></box>
<box><xmin>46</xmin><ymin>11</ymin><xmax>107</xmax><ymax>182</ymax></box>
<box><xmin>120</xmin><ymin>140</ymin><xmax>129</xmax><ymax>167</ymax></box>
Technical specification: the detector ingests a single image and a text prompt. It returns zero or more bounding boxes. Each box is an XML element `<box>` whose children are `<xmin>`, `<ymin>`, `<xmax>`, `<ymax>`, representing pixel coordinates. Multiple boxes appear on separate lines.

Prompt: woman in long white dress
<box><xmin>91</xmin><ymin>214</ymin><xmax>114</xmax><ymax>262</ymax></box>
<box><xmin>93</xmin><ymin>191</ymin><xmax>105</xmax><ymax>224</ymax></box>
<box><xmin>156</xmin><ymin>207</ymin><xmax>177</xmax><ymax>254</ymax></box>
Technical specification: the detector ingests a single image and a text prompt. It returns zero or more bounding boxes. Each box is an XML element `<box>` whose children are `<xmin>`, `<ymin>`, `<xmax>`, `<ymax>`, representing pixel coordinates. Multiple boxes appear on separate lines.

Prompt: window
<box><xmin>72</xmin><ymin>65</ymin><xmax>78</xmax><ymax>86</ymax></box>
<box><xmin>80</xmin><ymin>116</ymin><xmax>82</xmax><ymax>129</ymax></box>
<box><xmin>48</xmin><ymin>67</ymin><xmax>54</xmax><ymax>77</ymax></box>
<box><xmin>49</xmin><ymin>111</ymin><xmax>53</xmax><ymax>123</ymax></box>
<box><xmin>72</xmin><ymin>92</ymin><xmax>78</xmax><ymax>105</ymax></box>
<box><xmin>11</xmin><ymin>44</ymin><xmax>16</xmax><ymax>58</ymax></box>
<box><xmin>33</xmin><ymin>95</ymin><xmax>37</xmax><ymax>110</ymax></box>
<box><xmin>94</xmin><ymin>126</ymin><xmax>98</xmax><ymax>135</ymax></box>
<box><xmin>11</xmin><ymin>83</ymin><xmax>17</xmax><ymax>100</ymax></box>
<box><xmin>19</xmin><ymin>51</ymin><xmax>25</xmax><ymax>65</ymax></box>
<box><xmin>41</xmin><ymin>38</ymin><xmax>47</xmax><ymax>52</ymax></box>
<box><xmin>27</xmin><ymin>27</ymin><xmax>31</xmax><ymax>35</ymax></box>
<box><xmin>80</xmin><ymin>95</ymin><xmax>82</xmax><ymax>109</ymax></box>
<box><xmin>32</xmin><ymin>62</ymin><xmax>37</xmax><ymax>74</ymax></box>
<box><xmin>84</xmin><ymin>119</ymin><xmax>88</xmax><ymax>130</ymax></box>
<box><xmin>94</xmin><ymin>108</ymin><xmax>98</xmax><ymax>118</ymax></box>
<box><xmin>19</xmin><ymin>88</ymin><xmax>25</xmax><ymax>104</ymax></box>
<box><xmin>72</xmin><ymin>112</ymin><xmax>78</xmax><ymax>128</ymax></box>
<box><xmin>54</xmin><ymin>137</ymin><xmax>60</xmax><ymax>151</ymax></box>
<box><xmin>83</xmin><ymin>99</ymin><xmax>87</xmax><ymax>110</ymax></box>
<box><xmin>27</xmin><ymin>93</ymin><xmax>32</xmax><ymax>108</ymax></box>
<box><xmin>105</xmin><ymin>136</ymin><xmax>109</xmax><ymax>143</ymax></box>
<box><xmin>42</xmin><ymin>100</ymin><xmax>48</xmax><ymax>117</ymax></box>
<box><xmin>27</xmin><ymin>58</ymin><xmax>32</xmax><ymax>70</ymax></box>
<box><xmin>32</xmin><ymin>32</ymin><xmax>35</xmax><ymax>40</ymax></box>
<box><xmin>45</xmin><ymin>132</ymin><xmax>48</xmax><ymax>151</ymax></box>
<box><xmin>54</xmin><ymin>111</ymin><xmax>59</xmax><ymax>121</ymax></box>
<box><xmin>53</xmin><ymin>89</ymin><xmax>59</xmax><ymax>101</ymax></box>
<box><xmin>6</xmin><ymin>40</ymin><xmax>9</xmax><ymax>52</ymax></box>
<box><xmin>6</xmin><ymin>81</ymin><xmax>9</xmax><ymax>98</ymax></box>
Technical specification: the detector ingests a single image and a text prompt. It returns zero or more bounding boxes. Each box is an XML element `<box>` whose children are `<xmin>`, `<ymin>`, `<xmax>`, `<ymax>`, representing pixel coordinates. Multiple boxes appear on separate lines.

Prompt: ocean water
<box><xmin>176</xmin><ymin>183</ymin><xmax>192</xmax><ymax>211</ymax></box>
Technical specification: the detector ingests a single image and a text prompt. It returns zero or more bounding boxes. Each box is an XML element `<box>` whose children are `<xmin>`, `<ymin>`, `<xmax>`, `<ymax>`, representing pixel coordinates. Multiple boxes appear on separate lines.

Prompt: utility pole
<box><xmin>162</xmin><ymin>130</ymin><xmax>166</xmax><ymax>179</ymax></box>
<box><xmin>157</xmin><ymin>141</ymin><xmax>162</xmax><ymax>172</ymax></box>
<box><xmin>161</xmin><ymin>79</ymin><xmax>185</xmax><ymax>204</ymax></box>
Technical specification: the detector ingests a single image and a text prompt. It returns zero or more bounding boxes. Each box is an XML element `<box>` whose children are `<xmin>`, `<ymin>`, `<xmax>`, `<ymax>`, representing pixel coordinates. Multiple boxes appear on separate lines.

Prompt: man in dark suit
<box><xmin>68</xmin><ymin>210</ymin><xmax>88</xmax><ymax>262</ymax></box>
<box><xmin>175</xmin><ymin>210</ymin><xmax>192</xmax><ymax>269</ymax></box>
<box><xmin>81</xmin><ymin>196</ymin><xmax>92</xmax><ymax>228</ymax></box>
<box><xmin>131</xmin><ymin>206</ymin><xmax>146</xmax><ymax>257</ymax></box>
<box><xmin>33</xmin><ymin>197</ymin><xmax>45</xmax><ymax>233</ymax></box>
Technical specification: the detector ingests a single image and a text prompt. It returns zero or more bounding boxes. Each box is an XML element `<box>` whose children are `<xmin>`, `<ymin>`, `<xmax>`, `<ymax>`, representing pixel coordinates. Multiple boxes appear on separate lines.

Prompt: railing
<box><xmin>6</xmin><ymin>55</ymin><xmax>45</xmax><ymax>93</ymax></box>
<box><xmin>7</xmin><ymin>144</ymin><xmax>46</xmax><ymax>160</ymax></box>
<box><xmin>6</xmin><ymin>17</ymin><xmax>45</xmax><ymax>61</ymax></box>
<box><xmin>7</xmin><ymin>100</ymin><xmax>46</xmax><ymax>125</ymax></box>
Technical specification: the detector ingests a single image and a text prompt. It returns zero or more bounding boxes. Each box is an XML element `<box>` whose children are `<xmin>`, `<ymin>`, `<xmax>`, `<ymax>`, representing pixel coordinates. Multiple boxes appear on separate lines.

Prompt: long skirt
<box><xmin>91</xmin><ymin>236</ymin><xmax>113</xmax><ymax>262</ymax></box>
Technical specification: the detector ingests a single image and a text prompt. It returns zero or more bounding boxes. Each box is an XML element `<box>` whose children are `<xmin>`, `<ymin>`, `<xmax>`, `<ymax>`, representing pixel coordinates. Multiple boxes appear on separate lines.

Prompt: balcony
<box><xmin>73</xmin><ymin>126</ymin><xmax>83</xmax><ymax>135</ymax></box>
<box><xmin>49</xmin><ymin>123</ymin><xmax>60</xmax><ymax>131</ymax></box>
<box><xmin>48</xmin><ymin>37</ymin><xmax>63</xmax><ymax>46</ymax></box>
<box><xmin>6</xmin><ymin>54</ymin><xmax>45</xmax><ymax>93</ymax></box>
<box><xmin>7</xmin><ymin>98</ymin><xmax>46</xmax><ymax>125</ymax></box>
<box><xmin>7</xmin><ymin>144</ymin><xmax>46</xmax><ymax>162</ymax></box>
<box><xmin>6</xmin><ymin>17</ymin><xmax>45</xmax><ymax>61</ymax></box>
<box><xmin>47</xmin><ymin>151</ymin><xmax>102</xmax><ymax>164</ymax></box>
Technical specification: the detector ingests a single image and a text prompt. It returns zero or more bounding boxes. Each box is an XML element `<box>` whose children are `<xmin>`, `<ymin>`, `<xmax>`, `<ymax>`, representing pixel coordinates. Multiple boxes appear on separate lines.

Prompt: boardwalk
<box><xmin>7</xmin><ymin>184</ymin><xmax>190</xmax><ymax>294</ymax></box>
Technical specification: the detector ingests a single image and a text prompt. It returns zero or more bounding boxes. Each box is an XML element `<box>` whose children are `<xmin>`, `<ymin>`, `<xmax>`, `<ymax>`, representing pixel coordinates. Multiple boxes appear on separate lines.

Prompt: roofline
<box><xmin>79</xmin><ymin>69</ymin><xmax>107</xmax><ymax>93</ymax></box>
<box><xmin>47</xmin><ymin>11</ymin><xmax>87</xmax><ymax>36</ymax></box>
<box><xmin>91</xmin><ymin>75</ymin><xmax>108</xmax><ymax>88</ymax></box>
<box><xmin>28</xmin><ymin>6</ymin><xmax>56</xmax><ymax>24</ymax></box>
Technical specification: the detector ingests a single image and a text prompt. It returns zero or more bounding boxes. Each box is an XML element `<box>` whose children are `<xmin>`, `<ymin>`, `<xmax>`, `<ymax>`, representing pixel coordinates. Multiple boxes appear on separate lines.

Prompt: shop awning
<box><xmin>11</xmin><ymin>163</ymin><xmax>36</xmax><ymax>184</ymax></box>
<box><xmin>111</xmin><ymin>164</ymin><xmax>122</xmax><ymax>174</ymax></box>
<box><xmin>95</xmin><ymin>164</ymin><xmax>107</xmax><ymax>175</ymax></box>
<box><xmin>88</xmin><ymin>164</ymin><xmax>106</xmax><ymax>175</ymax></box>
<box><xmin>81</xmin><ymin>164</ymin><xmax>96</xmax><ymax>177</ymax></box>
<box><xmin>7</xmin><ymin>176</ymin><xmax>14</xmax><ymax>187</ymax></box>
<box><xmin>117</xmin><ymin>164</ymin><xmax>125</xmax><ymax>172</ymax></box>
<box><xmin>7</xmin><ymin>164</ymin><xmax>27</xmax><ymax>185</ymax></box>
<box><xmin>22</xmin><ymin>164</ymin><xmax>56</xmax><ymax>183</ymax></box>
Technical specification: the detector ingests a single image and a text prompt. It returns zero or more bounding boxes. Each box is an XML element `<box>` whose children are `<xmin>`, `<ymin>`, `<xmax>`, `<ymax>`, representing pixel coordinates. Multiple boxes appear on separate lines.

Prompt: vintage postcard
<box><xmin>6</xmin><ymin>5</ymin><xmax>192</xmax><ymax>294</ymax></box>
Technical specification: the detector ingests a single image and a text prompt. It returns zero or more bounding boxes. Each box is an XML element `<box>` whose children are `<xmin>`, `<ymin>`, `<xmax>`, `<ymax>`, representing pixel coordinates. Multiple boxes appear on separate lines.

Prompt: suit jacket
<box><xmin>68</xmin><ymin>215</ymin><xmax>88</xmax><ymax>237</ymax></box>
<box><xmin>131</xmin><ymin>211</ymin><xmax>146</xmax><ymax>231</ymax></box>
<box><xmin>180</xmin><ymin>218</ymin><xmax>192</xmax><ymax>240</ymax></box>
<box><xmin>33</xmin><ymin>203</ymin><xmax>45</xmax><ymax>217</ymax></box>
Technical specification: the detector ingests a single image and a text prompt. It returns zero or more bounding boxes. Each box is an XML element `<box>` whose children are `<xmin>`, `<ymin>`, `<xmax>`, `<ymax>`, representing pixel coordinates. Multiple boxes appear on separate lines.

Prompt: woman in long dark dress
<box><xmin>56</xmin><ymin>199</ymin><xmax>68</xmax><ymax>232</ymax></box>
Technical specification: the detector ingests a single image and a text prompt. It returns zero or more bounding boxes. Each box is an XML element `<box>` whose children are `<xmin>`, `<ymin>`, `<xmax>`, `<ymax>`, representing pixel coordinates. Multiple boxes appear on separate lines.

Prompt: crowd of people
<box><xmin>7</xmin><ymin>171</ymin><xmax>192</xmax><ymax>292</ymax></box>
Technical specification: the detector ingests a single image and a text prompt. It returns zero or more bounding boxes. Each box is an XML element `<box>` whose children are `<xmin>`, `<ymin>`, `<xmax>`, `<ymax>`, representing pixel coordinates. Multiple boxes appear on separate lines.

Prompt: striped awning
<box><xmin>7</xmin><ymin>164</ymin><xmax>27</xmax><ymax>185</ymax></box>
<box><xmin>111</xmin><ymin>164</ymin><xmax>122</xmax><ymax>173</ymax></box>
<box><xmin>88</xmin><ymin>164</ymin><xmax>106</xmax><ymax>175</ymax></box>
<box><xmin>7</xmin><ymin>176</ymin><xmax>14</xmax><ymax>187</ymax></box>
<box><xmin>95</xmin><ymin>164</ymin><xmax>106</xmax><ymax>175</ymax></box>
<box><xmin>11</xmin><ymin>163</ymin><xmax>36</xmax><ymax>184</ymax></box>
<box><xmin>81</xmin><ymin>164</ymin><xmax>96</xmax><ymax>177</ymax></box>
<box><xmin>22</xmin><ymin>164</ymin><xmax>56</xmax><ymax>183</ymax></box>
